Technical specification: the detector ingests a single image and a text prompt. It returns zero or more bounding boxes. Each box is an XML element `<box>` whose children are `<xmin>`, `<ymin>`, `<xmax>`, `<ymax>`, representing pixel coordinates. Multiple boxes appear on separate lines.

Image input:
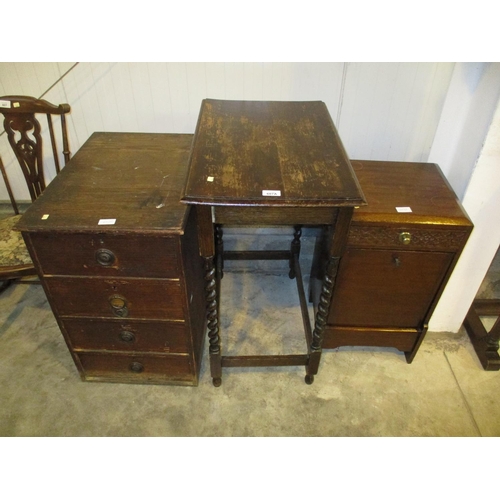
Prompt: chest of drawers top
<box><xmin>16</xmin><ymin>132</ymin><xmax>194</xmax><ymax>235</ymax></box>
<box><xmin>350</xmin><ymin>160</ymin><xmax>472</xmax><ymax>227</ymax></box>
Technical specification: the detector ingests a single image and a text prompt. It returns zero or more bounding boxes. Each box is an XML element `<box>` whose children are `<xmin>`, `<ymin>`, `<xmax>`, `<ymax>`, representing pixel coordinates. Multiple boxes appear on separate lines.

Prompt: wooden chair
<box><xmin>464</xmin><ymin>299</ymin><xmax>500</xmax><ymax>370</ymax></box>
<box><xmin>0</xmin><ymin>95</ymin><xmax>71</xmax><ymax>292</ymax></box>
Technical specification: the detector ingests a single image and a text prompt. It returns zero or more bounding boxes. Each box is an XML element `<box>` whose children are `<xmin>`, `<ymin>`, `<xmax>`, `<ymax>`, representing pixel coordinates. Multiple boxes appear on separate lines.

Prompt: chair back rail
<box><xmin>0</xmin><ymin>95</ymin><xmax>71</xmax><ymax>286</ymax></box>
<box><xmin>0</xmin><ymin>95</ymin><xmax>71</xmax><ymax>203</ymax></box>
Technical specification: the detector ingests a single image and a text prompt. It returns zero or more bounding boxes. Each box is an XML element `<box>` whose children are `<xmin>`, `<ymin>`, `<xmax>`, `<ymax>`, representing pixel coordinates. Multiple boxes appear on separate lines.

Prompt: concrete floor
<box><xmin>1</xmin><ymin>244</ymin><xmax>500</xmax><ymax>438</ymax></box>
<box><xmin>0</xmin><ymin>222</ymin><xmax>496</xmax><ymax>498</ymax></box>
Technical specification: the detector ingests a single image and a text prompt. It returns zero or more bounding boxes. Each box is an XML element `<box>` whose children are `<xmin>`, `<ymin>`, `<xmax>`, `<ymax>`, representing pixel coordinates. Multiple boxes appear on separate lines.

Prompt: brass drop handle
<box><xmin>109</xmin><ymin>294</ymin><xmax>128</xmax><ymax>317</ymax></box>
<box><xmin>399</xmin><ymin>232</ymin><xmax>411</xmax><ymax>245</ymax></box>
<box><xmin>119</xmin><ymin>330</ymin><xmax>135</xmax><ymax>343</ymax></box>
<box><xmin>96</xmin><ymin>248</ymin><xmax>116</xmax><ymax>266</ymax></box>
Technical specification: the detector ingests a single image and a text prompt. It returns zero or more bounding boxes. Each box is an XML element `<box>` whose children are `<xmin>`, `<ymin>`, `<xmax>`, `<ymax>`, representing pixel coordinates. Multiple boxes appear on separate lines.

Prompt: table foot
<box><xmin>212</xmin><ymin>377</ymin><xmax>222</xmax><ymax>387</ymax></box>
<box><xmin>305</xmin><ymin>374</ymin><xmax>314</xmax><ymax>384</ymax></box>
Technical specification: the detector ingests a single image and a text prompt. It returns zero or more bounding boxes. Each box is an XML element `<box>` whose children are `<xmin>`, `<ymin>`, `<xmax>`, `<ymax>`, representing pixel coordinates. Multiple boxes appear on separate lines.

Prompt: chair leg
<box><xmin>463</xmin><ymin>303</ymin><xmax>500</xmax><ymax>371</ymax></box>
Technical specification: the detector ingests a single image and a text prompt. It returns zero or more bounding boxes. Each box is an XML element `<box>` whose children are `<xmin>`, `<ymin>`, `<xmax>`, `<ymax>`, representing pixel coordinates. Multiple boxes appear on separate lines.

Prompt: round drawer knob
<box><xmin>399</xmin><ymin>232</ymin><xmax>411</xmax><ymax>245</ymax></box>
<box><xmin>129</xmin><ymin>362</ymin><xmax>144</xmax><ymax>373</ymax></box>
<box><xmin>119</xmin><ymin>330</ymin><xmax>135</xmax><ymax>343</ymax></box>
<box><xmin>95</xmin><ymin>248</ymin><xmax>116</xmax><ymax>266</ymax></box>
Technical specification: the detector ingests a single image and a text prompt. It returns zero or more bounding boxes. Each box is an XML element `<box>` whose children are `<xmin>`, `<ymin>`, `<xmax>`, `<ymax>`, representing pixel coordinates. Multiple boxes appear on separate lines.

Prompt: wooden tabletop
<box><xmin>17</xmin><ymin>132</ymin><xmax>194</xmax><ymax>234</ymax></box>
<box><xmin>182</xmin><ymin>99</ymin><xmax>366</xmax><ymax>208</ymax></box>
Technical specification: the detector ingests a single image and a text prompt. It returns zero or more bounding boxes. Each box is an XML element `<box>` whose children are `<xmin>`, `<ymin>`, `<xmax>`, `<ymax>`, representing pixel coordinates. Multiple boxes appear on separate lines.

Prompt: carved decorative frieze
<box><xmin>348</xmin><ymin>226</ymin><xmax>468</xmax><ymax>251</ymax></box>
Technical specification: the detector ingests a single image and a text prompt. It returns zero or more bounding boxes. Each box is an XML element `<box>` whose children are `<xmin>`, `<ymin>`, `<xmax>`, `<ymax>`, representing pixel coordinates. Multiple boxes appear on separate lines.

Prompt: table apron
<box><xmin>213</xmin><ymin>205</ymin><xmax>339</xmax><ymax>225</ymax></box>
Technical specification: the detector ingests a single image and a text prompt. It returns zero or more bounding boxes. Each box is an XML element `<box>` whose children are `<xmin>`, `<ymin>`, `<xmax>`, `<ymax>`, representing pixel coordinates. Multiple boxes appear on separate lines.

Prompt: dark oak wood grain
<box><xmin>0</xmin><ymin>95</ymin><xmax>71</xmax><ymax>206</ymax></box>
<box><xmin>17</xmin><ymin>132</ymin><xmax>193</xmax><ymax>234</ymax></box>
<box><xmin>311</xmin><ymin>160</ymin><xmax>473</xmax><ymax>363</ymax></box>
<box><xmin>328</xmin><ymin>248</ymin><xmax>453</xmax><ymax>328</ymax></box>
<box><xmin>183</xmin><ymin>99</ymin><xmax>365</xmax><ymax>207</ymax></box>
<box><xmin>463</xmin><ymin>300</ymin><xmax>500</xmax><ymax>370</ymax></box>
<box><xmin>0</xmin><ymin>95</ymin><xmax>71</xmax><ymax>284</ymax></box>
<box><xmin>182</xmin><ymin>99</ymin><xmax>365</xmax><ymax>385</ymax></box>
<box><xmin>18</xmin><ymin>132</ymin><xmax>206</xmax><ymax>386</ymax></box>
<box><xmin>349</xmin><ymin>160</ymin><xmax>468</xmax><ymax>225</ymax></box>
<box><xmin>65</xmin><ymin>318</ymin><xmax>190</xmax><ymax>353</ymax></box>
<box><xmin>27</xmin><ymin>232</ymin><xmax>182</xmax><ymax>278</ymax></box>
<box><xmin>77</xmin><ymin>352</ymin><xmax>194</xmax><ymax>385</ymax></box>
<box><xmin>44</xmin><ymin>276</ymin><xmax>185</xmax><ymax>320</ymax></box>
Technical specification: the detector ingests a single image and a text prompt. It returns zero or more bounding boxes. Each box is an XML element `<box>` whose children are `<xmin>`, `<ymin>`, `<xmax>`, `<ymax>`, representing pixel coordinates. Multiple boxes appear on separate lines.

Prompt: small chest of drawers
<box><xmin>310</xmin><ymin>160</ymin><xmax>473</xmax><ymax>362</ymax></box>
<box><xmin>17</xmin><ymin>132</ymin><xmax>206</xmax><ymax>385</ymax></box>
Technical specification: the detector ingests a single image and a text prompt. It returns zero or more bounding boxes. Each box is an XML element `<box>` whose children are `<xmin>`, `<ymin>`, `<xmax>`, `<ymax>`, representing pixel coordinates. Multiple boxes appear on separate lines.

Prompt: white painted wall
<box><xmin>429</xmin><ymin>87</ymin><xmax>500</xmax><ymax>333</ymax></box>
<box><xmin>1</xmin><ymin>61</ymin><xmax>499</xmax><ymax>334</ymax></box>
<box><xmin>0</xmin><ymin>62</ymin><xmax>454</xmax><ymax>200</ymax></box>
<box><xmin>340</xmin><ymin>62</ymin><xmax>454</xmax><ymax>163</ymax></box>
<box><xmin>429</xmin><ymin>63</ymin><xmax>500</xmax><ymax>199</ymax></box>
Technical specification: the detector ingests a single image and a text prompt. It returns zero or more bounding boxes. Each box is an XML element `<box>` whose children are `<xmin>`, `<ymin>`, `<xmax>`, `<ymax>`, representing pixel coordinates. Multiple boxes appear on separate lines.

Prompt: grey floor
<box><xmin>1</xmin><ymin>235</ymin><xmax>500</xmax><ymax>438</ymax></box>
<box><xmin>1</xmin><ymin>224</ymin><xmax>496</xmax><ymax>499</ymax></box>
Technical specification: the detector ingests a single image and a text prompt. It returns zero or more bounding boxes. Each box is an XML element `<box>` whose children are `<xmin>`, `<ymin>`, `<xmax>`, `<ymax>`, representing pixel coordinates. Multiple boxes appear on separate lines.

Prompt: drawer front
<box><xmin>77</xmin><ymin>352</ymin><xmax>195</xmax><ymax>384</ymax></box>
<box><xmin>29</xmin><ymin>233</ymin><xmax>181</xmax><ymax>278</ymax></box>
<box><xmin>64</xmin><ymin>318</ymin><xmax>190</xmax><ymax>353</ymax></box>
<box><xmin>329</xmin><ymin>248</ymin><xmax>453</xmax><ymax>329</ymax></box>
<box><xmin>348</xmin><ymin>225</ymin><xmax>469</xmax><ymax>251</ymax></box>
<box><xmin>322</xmin><ymin>326</ymin><xmax>419</xmax><ymax>352</ymax></box>
<box><xmin>214</xmin><ymin>206</ymin><xmax>337</xmax><ymax>225</ymax></box>
<box><xmin>45</xmin><ymin>277</ymin><xmax>184</xmax><ymax>320</ymax></box>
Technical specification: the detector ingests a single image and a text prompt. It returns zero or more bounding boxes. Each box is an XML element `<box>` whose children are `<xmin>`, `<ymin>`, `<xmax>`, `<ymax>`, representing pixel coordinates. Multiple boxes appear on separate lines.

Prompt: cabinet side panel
<box><xmin>181</xmin><ymin>207</ymin><xmax>207</xmax><ymax>374</ymax></box>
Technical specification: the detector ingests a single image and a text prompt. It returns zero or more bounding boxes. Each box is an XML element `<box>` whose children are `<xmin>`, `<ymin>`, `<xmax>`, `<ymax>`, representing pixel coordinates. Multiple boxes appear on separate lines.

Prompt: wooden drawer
<box><xmin>77</xmin><ymin>352</ymin><xmax>195</xmax><ymax>385</ymax></box>
<box><xmin>29</xmin><ymin>233</ymin><xmax>181</xmax><ymax>278</ymax></box>
<box><xmin>322</xmin><ymin>326</ymin><xmax>419</xmax><ymax>352</ymax></box>
<box><xmin>214</xmin><ymin>205</ymin><xmax>337</xmax><ymax>225</ymax></box>
<box><xmin>63</xmin><ymin>318</ymin><xmax>190</xmax><ymax>353</ymax></box>
<box><xmin>45</xmin><ymin>277</ymin><xmax>184</xmax><ymax>320</ymax></box>
<box><xmin>347</xmin><ymin>225</ymin><xmax>469</xmax><ymax>252</ymax></box>
<box><xmin>328</xmin><ymin>247</ymin><xmax>453</xmax><ymax>329</ymax></box>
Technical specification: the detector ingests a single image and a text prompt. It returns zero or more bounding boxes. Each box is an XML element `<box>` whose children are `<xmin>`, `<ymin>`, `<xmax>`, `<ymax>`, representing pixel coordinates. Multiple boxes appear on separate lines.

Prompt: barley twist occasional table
<box><xmin>182</xmin><ymin>99</ymin><xmax>366</xmax><ymax>386</ymax></box>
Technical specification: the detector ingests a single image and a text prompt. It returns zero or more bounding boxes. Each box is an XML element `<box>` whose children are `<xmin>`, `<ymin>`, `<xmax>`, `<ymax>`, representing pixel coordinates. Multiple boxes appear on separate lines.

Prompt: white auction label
<box><xmin>0</xmin><ymin>100</ymin><xmax>11</xmax><ymax>108</ymax></box>
<box><xmin>262</xmin><ymin>190</ymin><xmax>281</xmax><ymax>196</ymax></box>
<box><xmin>98</xmin><ymin>218</ymin><xmax>116</xmax><ymax>225</ymax></box>
<box><xmin>396</xmin><ymin>207</ymin><xmax>412</xmax><ymax>213</ymax></box>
